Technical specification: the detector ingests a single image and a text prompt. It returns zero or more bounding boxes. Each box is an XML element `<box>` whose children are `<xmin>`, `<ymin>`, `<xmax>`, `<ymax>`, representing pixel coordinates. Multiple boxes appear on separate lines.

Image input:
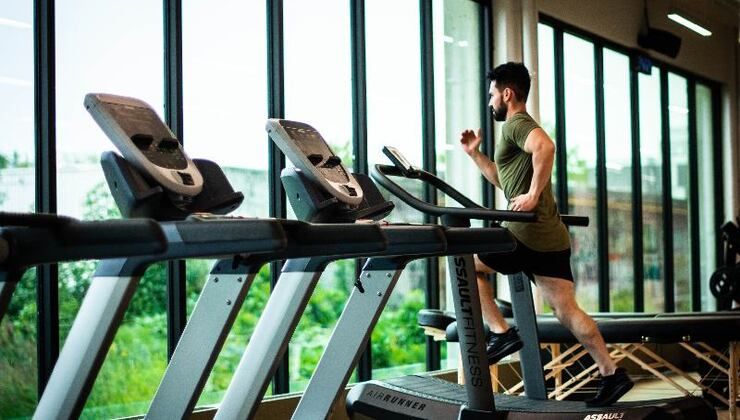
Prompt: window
<box><xmin>695</xmin><ymin>83</ymin><xmax>716</xmax><ymax>311</ymax></box>
<box><xmin>366</xmin><ymin>0</ymin><xmax>428</xmax><ymax>379</ymax></box>
<box><xmin>19</xmin><ymin>5</ymin><xmax>730</xmax><ymax>416</ymax></box>
<box><xmin>55</xmin><ymin>1</ymin><xmax>164</xmax><ymax>416</ymax></box>
<box><xmin>667</xmin><ymin>73</ymin><xmax>691</xmax><ymax>311</ymax></box>
<box><xmin>563</xmin><ymin>33</ymin><xmax>598</xmax><ymax>311</ymax></box>
<box><xmin>283</xmin><ymin>0</ymin><xmax>354</xmax><ymax>392</ymax></box>
<box><xmin>432</xmin><ymin>0</ymin><xmax>486</xmax><ymax>368</ymax></box>
<box><xmin>602</xmin><ymin>49</ymin><xmax>633</xmax><ymax>311</ymax></box>
<box><xmin>638</xmin><ymin>69</ymin><xmax>665</xmax><ymax>312</ymax></box>
<box><xmin>182</xmin><ymin>0</ymin><xmax>271</xmax><ymax>405</ymax></box>
<box><xmin>540</xmin><ymin>16</ymin><xmax>724</xmax><ymax>313</ymax></box>
<box><xmin>0</xmin><ymin>2</ymin><xmax>36</xmax><ymax>417</ymax></box>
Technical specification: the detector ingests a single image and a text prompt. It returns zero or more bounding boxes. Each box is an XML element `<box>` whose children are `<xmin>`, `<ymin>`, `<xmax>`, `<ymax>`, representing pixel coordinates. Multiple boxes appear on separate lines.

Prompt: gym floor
<box><xmin>624</xmin><ymin>374</ymin><xmax>733</xmax><ymax>419</ymax></box>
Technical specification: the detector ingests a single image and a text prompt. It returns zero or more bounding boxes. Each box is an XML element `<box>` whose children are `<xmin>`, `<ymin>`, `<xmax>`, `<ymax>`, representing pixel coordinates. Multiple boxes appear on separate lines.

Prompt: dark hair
<box><xmin>487</xmin><ymin>62</ymin><xmax>531</xmax><ymax>102</ymax></box>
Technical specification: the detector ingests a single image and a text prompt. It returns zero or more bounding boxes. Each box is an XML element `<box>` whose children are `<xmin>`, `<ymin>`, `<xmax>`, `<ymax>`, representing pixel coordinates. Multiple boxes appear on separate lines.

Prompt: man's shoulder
<box><xmin>502</xmin><ymin>113</ymin><xmax>540</xmax><ymax>148</ymax></box>
<box><xmin>510</xmin><ymin>112</ymin><xmax>537</xmax><ymax>125</ymax></box>
<box><xmin>503</xmin><ymin>112</ymin><xmax>536</xmax><ymax>130</ymax></box>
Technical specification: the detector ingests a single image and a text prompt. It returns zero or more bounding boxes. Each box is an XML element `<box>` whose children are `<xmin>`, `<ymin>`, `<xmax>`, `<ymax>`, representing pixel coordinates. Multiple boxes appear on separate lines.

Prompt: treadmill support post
<box><xmin>446</xmin><ymin>253</ymin><xmax>495</xmax><ymax>413</ymax></box>
<box><xmin>147</xmin><ymin>259</ymin><xmax>261</xmax><ymax>419</ymax></box>
<box><xmin>440</xmin><ymin>214</ymin><xmax>495</xmax><ymax>413</ymax></box>
<box><xmin>214</xmin><ymin>258</ymin><xmax>328</xmax><ymax>420</ymax></box>
<box><xmin>508</xmin><ymin>272</ymin><xmax>547</xmax><ymax>399</ymax></box>
<box><xmin>34</xmin><ymin>267</ymin><xmax>140</xmax><ymax>419</ymax></box>
<box><xmin>290</xmin><ymin>260</ymin><xmax>404</xmax><ymax>419</ymax></box>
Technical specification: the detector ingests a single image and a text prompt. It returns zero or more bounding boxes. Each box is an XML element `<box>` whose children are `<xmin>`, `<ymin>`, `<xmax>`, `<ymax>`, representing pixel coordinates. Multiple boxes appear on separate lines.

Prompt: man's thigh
<box><xmin>533</xmin><ymin>275</ymin><xmax>577</xmax><ymax>310</ymax></box>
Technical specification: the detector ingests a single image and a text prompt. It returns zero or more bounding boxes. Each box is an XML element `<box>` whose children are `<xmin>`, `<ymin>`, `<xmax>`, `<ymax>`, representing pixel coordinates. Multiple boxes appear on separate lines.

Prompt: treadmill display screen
<box><xmin>280</xmin><ymin>120</ymin><xmax>351</xmax><ymax>184</ymax></box>
<box><xmin>107</xmin><ymin>103</ymin><xmax>188</xmax><ymax>170</ymax></box>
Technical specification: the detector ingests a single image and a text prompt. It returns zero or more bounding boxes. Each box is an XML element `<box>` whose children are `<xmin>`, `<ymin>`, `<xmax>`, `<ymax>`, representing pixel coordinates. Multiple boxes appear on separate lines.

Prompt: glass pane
<box><xmin>603</xmin><ymin>49</ymin><xmax>633</xmax><ymax>311</ymax></box>
<box><xmin>537</xmin><ymin>24</ymin><xmax>557</xmax><ymax>186</ymax></box>
<box><xmin>639</xmin><ymin>69</ymin><xmax>664</xmax><ymax>312</ymax></box>
<box><xmin>284</xmin><ymin>0</ymin><xmax>353</xmax><ymax>393</ymax></box>
<box><xmin>56</xmin><ymin>1</ymin><xmax>164</xmax><ymax>416</ymax></box>
<box><xmin>181</xmin><ymin>0</ymin><xmax>270</xmax><ymax>406</ymax></box>
<box><xmin>0</xmin><ymin>3</ymin><xmax>36</xmax><ymax>416</ymax></box>
<box><xmin>563</xmin><ymin>34</ymin><xmax>598</xmax><ymax>311</ymax></box>
<box><xmin>695</xmin><ymin>83</ymin><xmax>716</xmax><ymax>311</ymax></box>
<box><xmin>668</xmin><ymin>73</ymin><xmax>691</xmax><ymax>311</ymax></box>
<box><xmin>183</xmin><ymin>1</ymin><xmax>268</xmax><ymax>219</ymax></box>
<box><xmin>284</xmin><ymin>0</ymin><xmax>353</xmax><ymax>170</ymax></box>
<box><xmin>366</xmin><ymin>0</ymin><xmax>428</xmax><ymax>380</ymax></box>
<box><xmin>432</xmin><ymin>0</ymin><xmax>485</xmax><ymax>369</ymax></box>
<box><xmin>433</xmin><ymin>0</ymin><xmax>484</xmax><ymax>208</ymax></box>
<box><xmin>290</xmin><ymin>260</ymin><xmax>353</xmax><ymax>392</ymax></box>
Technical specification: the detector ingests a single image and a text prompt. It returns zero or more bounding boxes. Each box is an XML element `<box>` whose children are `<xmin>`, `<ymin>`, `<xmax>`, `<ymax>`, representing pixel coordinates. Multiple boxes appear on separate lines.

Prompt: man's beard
<box><xmin>493</xmin><ymin>103</ymin><xmax>507</xmax><ymax>121</ymax></box>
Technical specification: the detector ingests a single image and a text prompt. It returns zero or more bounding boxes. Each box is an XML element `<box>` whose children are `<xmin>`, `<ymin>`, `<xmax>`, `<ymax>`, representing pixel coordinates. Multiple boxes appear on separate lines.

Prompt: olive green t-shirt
<box><xmin>494</xmin><ymin>112</ymin><xmax>570</xmax><ymax>252</ymax></box>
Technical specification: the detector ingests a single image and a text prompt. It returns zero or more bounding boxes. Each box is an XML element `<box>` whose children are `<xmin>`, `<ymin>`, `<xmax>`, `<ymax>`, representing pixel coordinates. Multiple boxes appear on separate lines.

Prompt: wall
<box><xmin>536</xmin><ymin>0</ymin><xmax>736</xmax><ymax>83</ymax></box>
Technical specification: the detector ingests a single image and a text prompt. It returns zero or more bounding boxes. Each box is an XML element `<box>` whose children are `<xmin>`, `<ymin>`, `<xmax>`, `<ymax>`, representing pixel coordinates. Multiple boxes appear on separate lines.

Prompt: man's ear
<box><xmin>503</xmin><ymin>87</ymin><xmax>513</xmax><ymax>102</ymax></box>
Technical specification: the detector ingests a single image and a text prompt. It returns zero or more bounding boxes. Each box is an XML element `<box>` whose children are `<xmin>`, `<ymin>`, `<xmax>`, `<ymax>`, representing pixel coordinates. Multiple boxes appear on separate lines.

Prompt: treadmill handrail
<box><xmin>0</xmin><ymin>211</ymin><xmax>77</xmax><ymax>228</ymax></box>
<box><xmin>0</xmin><ymin>217</ymin><xmax>167</xmax><ymax>268</ymax></box>
<box><xmin>371</xmin><ymin>164</ymin><xmax>536</xmax><ymax>223</ymax></box>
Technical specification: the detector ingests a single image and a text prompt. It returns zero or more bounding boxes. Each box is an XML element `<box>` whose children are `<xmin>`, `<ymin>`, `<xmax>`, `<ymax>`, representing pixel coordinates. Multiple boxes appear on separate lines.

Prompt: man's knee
<box><xmin>474</xmin><ymin>255</ymin><xmax>495</xmax><ymax>274</ymax></box>
<box><xmin>551</xmin><ymin>298</ymin><xmax>579</xmax><ymax>320</ymax></box>
<box><xmin>546</xmin><ymin>290</ymin><xmax>580</xmax><ymax>320</ymax></box>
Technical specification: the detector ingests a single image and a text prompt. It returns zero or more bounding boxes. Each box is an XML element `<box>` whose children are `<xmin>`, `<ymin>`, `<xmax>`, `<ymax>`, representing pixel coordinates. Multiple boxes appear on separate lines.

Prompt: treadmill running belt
<box><xmin>356</xmin><ymin>375</ymin><xmax>715</xmax><ymax>419</ymax></box>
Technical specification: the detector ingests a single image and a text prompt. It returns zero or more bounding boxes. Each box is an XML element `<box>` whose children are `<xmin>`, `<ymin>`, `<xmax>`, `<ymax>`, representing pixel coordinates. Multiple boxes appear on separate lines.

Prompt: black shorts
<box><xmin>477</xmin><ymin>239</ymin><xmax>574</xmax><ymax>282</ymax></box>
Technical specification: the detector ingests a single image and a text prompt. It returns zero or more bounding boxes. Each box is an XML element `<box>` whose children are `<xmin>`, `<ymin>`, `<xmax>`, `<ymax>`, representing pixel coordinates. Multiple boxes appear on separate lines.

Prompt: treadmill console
<box><xmin>382</xmin><ymin>146</ymin><xmax>420</xmax><ymax>177</ymax></box>
<box><xmin>266</xmin><ymin>119</ymin><xmax>363</xmax><ymax>206</ymax></box>
<box><xmin>85</xmin><ymin>93</ymin><xmax>203</xmax><ymax>197</ymax></box>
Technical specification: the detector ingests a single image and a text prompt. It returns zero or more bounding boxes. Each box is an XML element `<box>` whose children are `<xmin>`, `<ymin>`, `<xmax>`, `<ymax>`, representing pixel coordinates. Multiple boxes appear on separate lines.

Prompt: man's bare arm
<box><xmin>460</xmin><ymin>128</ymin><xmax>501</xmax><ymax>190</ymax></box>
<box><xmin>469</xmin><ymin>150</ymin><xmax>501</xmax><ymax>189</ymax></box>
<box><xmin>509</xmin><ymin>127</ymin><xmax>555</xmax><ymax>211</ymax></box>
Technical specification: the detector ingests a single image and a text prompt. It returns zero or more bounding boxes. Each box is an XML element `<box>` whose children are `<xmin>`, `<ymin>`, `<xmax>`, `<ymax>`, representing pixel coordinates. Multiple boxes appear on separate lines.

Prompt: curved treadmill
<box><xmin>341</xmin><ymin>147</ymin><xmax>716</xmax><ymax>419</ymax></box>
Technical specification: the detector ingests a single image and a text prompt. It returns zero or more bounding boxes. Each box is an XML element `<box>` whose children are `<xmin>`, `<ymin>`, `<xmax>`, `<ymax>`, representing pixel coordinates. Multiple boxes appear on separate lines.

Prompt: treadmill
<box><xmin>0</xmin><ymin>212</ymin><xmax>166</xmax><ymax>324</ymax></box>
<box><xmin>33</xmin><ymin>94</ymin><xmax>388</xmax><ymax>419</ymax></box>
<box><xmin>338</xmin><ymin>147</ymin><xmax>716</xmax><ymax>419</ymax></box>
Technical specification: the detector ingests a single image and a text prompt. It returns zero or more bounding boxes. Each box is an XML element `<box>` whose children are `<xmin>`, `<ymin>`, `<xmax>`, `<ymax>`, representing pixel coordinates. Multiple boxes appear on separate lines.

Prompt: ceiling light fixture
<box><xmin>0</xmin><ymin>17</ymin><xmax>32</xmax><ymax>29</ymax></box>
<box><xmin>667</xmin><ymin>13</ymin><xmax>712</xmax><ymax>36</ymax></box>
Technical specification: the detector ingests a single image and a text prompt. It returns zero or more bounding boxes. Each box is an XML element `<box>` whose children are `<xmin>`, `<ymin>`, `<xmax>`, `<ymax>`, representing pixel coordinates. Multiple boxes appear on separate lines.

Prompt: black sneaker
<box><xmin>586</xmin><ymin>368</ymin><xmax>634</xmax><ymax>407</ymax></box>
<box><xmin>486</xmin><ymin>327</ymin><xmax>523</xmax><ymax>365</ymax></box>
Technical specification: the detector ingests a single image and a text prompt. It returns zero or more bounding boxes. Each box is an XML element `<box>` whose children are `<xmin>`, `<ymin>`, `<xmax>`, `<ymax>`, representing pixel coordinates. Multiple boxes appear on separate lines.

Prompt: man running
<box><xmin>460</xmin><ymin>62</ymin><xmax>633</xmax><ymax>407</ymax></box>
